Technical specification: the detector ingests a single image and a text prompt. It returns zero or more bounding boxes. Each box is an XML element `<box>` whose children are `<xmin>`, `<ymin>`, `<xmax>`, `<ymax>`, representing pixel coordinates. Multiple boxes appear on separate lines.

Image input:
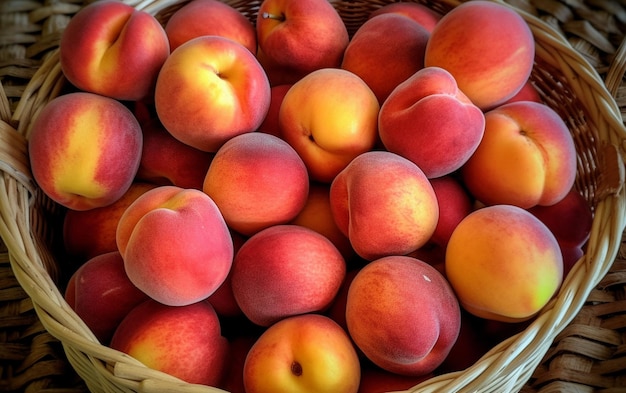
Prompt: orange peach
<box><xmin>59</xmin><ymin>0</ymin><xmax>169</xmax><ymax>101</ymax></box>
<box><xmin>231</xmin><ymin>225</ymin><xmax>346</xmax><ymax>327</ymax></box>
<box><xmin>243</xmin><ymin>314</ymin><xmax>360</xmax><ymax>393</ymax></box>
<box><xmin>461</xmin><ymin>101</ymin><xmax>577</xmax><ymax>208</ymax></box>
<box><xmin>424</xmin><ymin>1</ymin><xmax>535</xmax><ymax>109</ymax></box>
<box><xmin>378</xmin><ymin>66</ymin><xmax>485</xmax><ymax>178</ymax></box>
<box><xmin>155</xmin><ymin>35</ymin><xmax>270</xmax><ymax>152</ymax></box>
<box><xmin>65</xmin><ymin>251</ymin><xmax>149</xmax><ymax>344</ymax></box>
<box><xmin>369</xmin><ymin>2</ymin><xmax>442</xmax><ymax>33</ymax></box>
<box><xmin>203</xmin><ymin>132</ymin><xmax>309</xmax><ymax>236</ymax></box>
<box><xmin>110</xmin><ymin>299</ymin><xmax>229</xmax><ymax>386</ymax></box>
<box><xmin>445</xmin><ymin>204</ymin><xmax>564</xmax><ymax>322</ymax></box>
<box><xmin>256</xmin><ymin>0</ymin><xmax>349</xmax><ymax>76</ymax></box>
<box><xmin>28</xmin><ymin>92</ymin><xmax>143</xmax><ymax>211</ymax></box>
<box><xmin>164</xmin><ymin>0</ymin><xmax>257</xmax><ymax>53</ymax></box>
<box><xmin>63</xmin><ymin>182</ymin><xmax>157</xmax><ymax>262</ymax></box>
<box><xmin>136</xmin><ymin>118</ymin><xmax>214</xmax><ymax>190</ymax></box>
<box><xmin>116</xmin><ymin>186</ymin><xmax>233</xmax><ymax>306</ymax></box>
<box><xmin>289</xmin><ymin>182</ymin><xmax>354</xmax><ymax>260</ymax></box>
<box><xmin>346</xmin><ymin>255</ymin><xmax>461</xmax><ymax>376</ymax></box>
<box><xmin>341</xmin><ymin>13</ymin><xmax>430</xmax><ymax>104</ymax></box>
<box><xmin>279</xmin><ymin>68</ymin><xmax>380</xmax><ymax>183</ymax></box>
<box><xmin>330</xmin><ymin>151</ymin><xmax>439</xmax><ymax>260</ymax></box>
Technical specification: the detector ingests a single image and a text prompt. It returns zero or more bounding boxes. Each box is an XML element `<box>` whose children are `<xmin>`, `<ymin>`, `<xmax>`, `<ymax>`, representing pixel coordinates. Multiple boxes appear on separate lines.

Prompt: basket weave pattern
<box><xmin>1</xmin><ymin>0</ymin><xmax>626</xmax><ymax>392</ymax></box>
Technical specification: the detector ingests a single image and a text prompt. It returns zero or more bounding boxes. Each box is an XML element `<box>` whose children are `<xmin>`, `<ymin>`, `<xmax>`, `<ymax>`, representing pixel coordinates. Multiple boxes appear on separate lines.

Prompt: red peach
<box><xmin>369</xmin><ymin>2</ymin><xmax>442</xmax><ymax>32</ymax></box>
<box><xmin>330</xmin><ymin>151</ymin><xmax>439</xmax><ymax>260</ymax></box>
<box><xmin>256</xmin><ymin>0</ymin><xmax>349</xmax><ymax>75</ymax></box>
<box><xmin>346</xmin><ymin>255</ymin><xmax>461</xmax><ymax>376</ymax></box>
<box><xmin>59</xmin><ymin>0</ymin><xmax>169</xmax><ymax>100</ymax></box>
<box><xmin>429</xmin><ymin>175</ymin><xmax>474</xmax><ymax>248</ymax></box>
<box><xmin>231</xmin><ymin>224</ymin><xmax>346</xmax><ymax>327</ymax></box>
<box><xmin>116</xmin><ymin>186</ymin><xmax>233</xmax><ymax>306</ymax></box>
<box><xmin>203</xmin><ymin>132</ymin><xmax>309</xmax><ymax>236</ymax></box>
<box><xmin>165</xmin><ymin>0</ymin><xmax>257</xmax><ymax>53</ymax></box>
<box><xmin>110</xmin><ymin>299</ymin><xmax>229</xmax><ymax>386</ymax></box>
<box><xmin>257</xmin><ymin>84</ymin><xmax>292</xmax><ymax>137</ymax></box>
<box><xmin>341</xmin><ymin>13</ymin><xmax>430</xmax><ymax>104</ymax></box>
<box><xmin>65</xmin><ymin>251</ymin><xmax>149</xmax><ymax>344</ymax></box>
<box><xmin>136</xmin><ymin>118</ymin><xmax>214</xmax><ymax>190</ymax></box>
<box><xmin>378</xmin><ymin>66</ymin><xmax>485</xmax><ymax>179</ymax></box>
<box><xmin>424</xmin><ymin>1</ymin><xmax>535</xmax><ymax>109</ymax></box>
<box><xmin>28</xmin><ymin>92</ymin><xmax>143</xmax><ymax>211</ymax></box>
<box><xmin>63</xmin><ymin>182</ymin><xmax>157</xmax><ymax>262</ymax></box>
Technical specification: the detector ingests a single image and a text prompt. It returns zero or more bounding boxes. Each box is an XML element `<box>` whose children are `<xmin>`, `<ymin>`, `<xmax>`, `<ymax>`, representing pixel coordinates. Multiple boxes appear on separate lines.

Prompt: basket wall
<box><xmin>1</xmin><ymin>1</ymin><xmax>625</xmax><ymax>392</ymax></box>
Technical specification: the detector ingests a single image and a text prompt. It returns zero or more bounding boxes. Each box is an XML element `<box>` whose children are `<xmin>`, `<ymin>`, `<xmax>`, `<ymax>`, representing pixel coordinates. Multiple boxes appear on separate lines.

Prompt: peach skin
<box><xmin>63</xmin><ymin>182</ymin><xmax>157</xmax><ymax>262</ymax></box>
<box><xmin>155</xmin><ymin>35</ymin><xmax>270</xmax><ymax>152</ymax></box>
<box><xmin>28</xmin><ymin>92</ymin><xmax>143</xmax><ymax>211</ymax></box>
<box><xmin>203</xmin><ymin>132</ymin><xmax>309</xmax><ymax>236</ymax></box>
<box><xmin>341</xmin><ymin>13</ymin><xmax>430</xmax><ymax>104</ymax></box>
<box><xmin>59</xmin><ymin>0</ymin><xmax>169</xmax><ymax>101</ymax></box>
<box><xmin>461</xmin><ymin>101</ymin><xmax>577</xmax><ymax>209</ymax></box>
<box><xmin>369</xmin><ymin>2</ymin><xmax>442</xmax><ymax>33</ymax></box>
<box><xmin>378</xmin><ymin>66</ymin><xmax>485</xmax><ymax>178</ymax></box>
<box><xmin>164</xmin><ymin>0</ymin><xmax>257</xmax><ymax>53</ymax></box>
<box><xmin>330</xmin><ymin>151</ymin><xmax>439</xmax><ymax>260</ymax></box>
<box><xmin>424</xmin><ymin>1</ymin><xmax>535</xmax><ymax>109</ymax></box>
<box><xmin>279</xmin><ymin>68</ymin><xmax>380</xmax><ymax>183</ymax></box>
<box><xmin>256</xmin><ymin>0</ymin><xmax>349</xmax><ymax>75</ymax></box>
<box><xmin>65</xmin><ymin>251</ymin><xmax>149</xmax><ymax>344</ymax></box>
<box><xmin>231</xmin><ymin>224</ymin><xmax>346</xmax><ymax>327</ymax></box>
<box><xmin>110</xmin><ymin>299</ymin><xmax>229</xmax><ymax>386</ymax></box>
<box><xmin>346</xmin><ymin>255</ymin><xmax>461</xmax><ymax>376</ymax></box>
<box><xmin>445</xmin><ymin>204</ymin><xmax>564</xmax><ymax>322</ymax></box>
<box><xmin>116</xmin><ymin>186</ymin><xmax>233</xmax><ymax>307</ymax></box>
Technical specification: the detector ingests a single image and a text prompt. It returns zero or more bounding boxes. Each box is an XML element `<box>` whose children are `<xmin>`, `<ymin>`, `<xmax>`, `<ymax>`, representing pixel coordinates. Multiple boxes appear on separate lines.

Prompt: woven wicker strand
<box><xmin>1</xmin><ymin>1</ymin><xmax>626</xmax><ymax>393</ymax></box>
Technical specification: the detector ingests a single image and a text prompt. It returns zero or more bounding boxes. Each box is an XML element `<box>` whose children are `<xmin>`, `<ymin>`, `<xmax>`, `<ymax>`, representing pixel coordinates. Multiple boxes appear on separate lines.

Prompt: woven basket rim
<box><xmin>1</xmin><ymin>1</ymin><xmax>626</xmax><ymax>392</ymax></box>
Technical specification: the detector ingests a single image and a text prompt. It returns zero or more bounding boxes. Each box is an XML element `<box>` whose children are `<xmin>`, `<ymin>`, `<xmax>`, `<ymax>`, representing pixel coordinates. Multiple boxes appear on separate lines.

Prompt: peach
<box><xmin>504</xmin><ymin>80</ymin><xmax>542</xmax><ymax>104</ymax></box>
<box><xmin>203</xmin><ymin>132</ymin><xmax>309</xmax><ymax>236</ymax></box>
<box><xmin>461</xmin><ymin>101</ymin><xmax>577</xmax><ymax>209</ymax></box>
<box><xmin>346</xmin><ymin>255</ymin><xmax>461</xmax><ymax>376</ymax></box>
<box><xmin>289</xmin><ymin>182</ymin><xmax>354</xmax><ymax>260</ymax></box>
<box><xmin>207</xmin><ymin>231</ymin><xmax>246</xmax><ymax>318</ymax></box>
<box><xmin>116</xmin><ymin>186</ymin><xmax>233</xmax><ymax>306</ymax></box>
<box><xmin>330</xmin><ymin>151</ymin><xmax>439</xmax><ymax>260</ymax></box>
<box><xmin>136</xmin><ymin>118</ymin><xmax>214</xmax><ymax>190</ymax></box>
<box><xmin>231</xmin><ymin>224</ymin><xmax>346</xmax><ymax>327</ymax></box>
<box><xmin>279</xmin><ymin>68</ymin><xmax>380</xmax><ymax>183</ymax></box>
<box><xmin>428</xmin><ymin>175</ymin><xmax>474</xmax><ymax>248</ymax></box>
<box><xmin>164</xmin><ymin>0</ymin><xmax>257</xmax><ymax>53</ymax></box>
<box><xmin>445</xmin><ymin>204</ymin><xmax>564</xmax><ymax>322</ymax></box>
<box><xmin>369</xmin><ymin>2</ymin><xmax>442</xmax><ymax>33</ymax></box>
<box><xmin>28</xmin><ymin>92</ymin><xmax>143</xmax><ymax>211</ymax></box>
<box><xmin>59</xmin><ymin>0</ymin><xmax>169</xmax><ymax>101</ymax></box>
<box><xmin>219</xmin><ymin>334</ymin><xmax>257</xmax><ymax>393</ymax></box>
<box><xmin>527</xmin><ymin>187</ymin><xmax>593</xmax><ymax>248</ymax></box>
<box><xmin>424</xmin><ymin>1</ymin><xmax>535</xmax><ymax>109</ymax></box>
<box><xmin>378</xmin><ymin>66</ymin><xmax>485</xmax><ymax>179</ymax></box>
<box><xmin>256</xmin><ymin>0</ymin><xmax>349</xmax><ymax>76</ymax></box>
<box><xmin>341</xmin><ymin>13</ymin><xmax>430</xmax><ymax>104</ymax></box>
<box><xmin>155</xmin><ymin>35</ymin><xmax>270</xmax><ymax>152</ymax></box>
<box><xmin>243</xmin><ymin>314</ymin><xmax>361</xmax><ymax>393</ymax></box>
<box><xmin>65</xmin><ymin>251</ymin><xmax>149</xmax><ymax>344</ymax></box>
<box><xmin>63</xmin><ymin>182</ymin><xmax>157</xmax><ymax>262</ymax></box>
<box><xmin>110</xmin><ymin>299</ymin><xmax>229</xmax><ymax>386</ymax></box>
<box><xmin>257</xmin><ymin>84</ymin><xmax>292</xmax><ymax>137</ymax></box>
<box><xmin>358</xmin><ymin>364</ymin><xmax>433</xmax><ymax>393</ymax></box>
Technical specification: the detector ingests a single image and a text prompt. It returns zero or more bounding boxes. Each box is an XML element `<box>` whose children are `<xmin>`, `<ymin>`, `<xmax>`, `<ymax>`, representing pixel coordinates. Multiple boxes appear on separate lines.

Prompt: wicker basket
<box><xmin>1</xmin><ymin>0</ymin><xmax>626</xmax><ymax>392</ymax></box>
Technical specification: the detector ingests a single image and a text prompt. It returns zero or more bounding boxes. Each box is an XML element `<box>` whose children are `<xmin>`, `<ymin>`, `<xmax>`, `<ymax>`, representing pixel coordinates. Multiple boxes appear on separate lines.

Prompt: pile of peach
<box><xmin>28</xmin><ymin>0</ymin><xmax>594</xmax><ymax>392</ymax></box>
